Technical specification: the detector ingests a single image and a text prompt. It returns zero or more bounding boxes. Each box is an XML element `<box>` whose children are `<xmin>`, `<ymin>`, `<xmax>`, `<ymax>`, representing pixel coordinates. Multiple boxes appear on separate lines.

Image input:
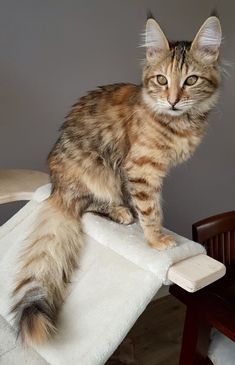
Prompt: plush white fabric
<box><xmin>33</xmin><ymin>183</ymin><xmax>51</xmax><ymax>202</ymax></box>
<box><xmin>0</xmin><ymin>184</ymin><xmax>206</xmax><ymax>364</ymax></box>
<box><xmin>34</xmin><ymin>184</ymin><xmax>206</xmax><ymax>284</ymax></box>
<box><xmin>208</xmin><ymin>330</ymin><xmax>235</xmax><ymax>365</ymax></box>
<box><xmin>82</xmin><ymin>214</ymin><xmax>206</xmax><ymax>284</ymax></box>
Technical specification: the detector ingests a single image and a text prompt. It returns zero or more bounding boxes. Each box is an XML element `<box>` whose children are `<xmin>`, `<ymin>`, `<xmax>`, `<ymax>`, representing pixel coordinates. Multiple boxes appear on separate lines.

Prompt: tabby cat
<box><xmin>11</xmin><ymin>15</ymin><xmax>222</xmax><ymax>344</ymax></box>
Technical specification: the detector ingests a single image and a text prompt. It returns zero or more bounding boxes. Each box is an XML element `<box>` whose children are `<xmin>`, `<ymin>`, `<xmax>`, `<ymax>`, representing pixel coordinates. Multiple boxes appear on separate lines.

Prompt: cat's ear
<box><xmin>191</xmin><ymin>16</ymin><xmax>222</xmax><ymax>62</ymax></box>
<box><xmin>145</xmin><ymin>18</ymin><xmax>169</xmax><ymax>63</ymax></box>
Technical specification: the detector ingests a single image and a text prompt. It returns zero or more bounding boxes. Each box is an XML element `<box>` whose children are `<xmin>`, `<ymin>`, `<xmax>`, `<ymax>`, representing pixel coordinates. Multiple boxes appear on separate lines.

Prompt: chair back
<box><xmin>192</xmin><ymin>211</ymin><xmax>235</xmax><ymax>266</ymax></box>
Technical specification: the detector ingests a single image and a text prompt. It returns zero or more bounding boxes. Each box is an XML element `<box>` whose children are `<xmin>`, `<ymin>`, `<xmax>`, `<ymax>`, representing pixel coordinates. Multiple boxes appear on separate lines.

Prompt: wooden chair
<box><xmin>170</xmin><ymin>211</ymin><xmax>235</xmax><ymax>365</ymax></box>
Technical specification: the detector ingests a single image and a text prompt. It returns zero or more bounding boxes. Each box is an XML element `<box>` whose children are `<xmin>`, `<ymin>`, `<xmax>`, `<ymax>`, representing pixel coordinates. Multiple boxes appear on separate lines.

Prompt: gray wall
<box><xmin>0</xmin><ymin>0</ymin><xmax>234</xmax><ymax>237</ymax></box>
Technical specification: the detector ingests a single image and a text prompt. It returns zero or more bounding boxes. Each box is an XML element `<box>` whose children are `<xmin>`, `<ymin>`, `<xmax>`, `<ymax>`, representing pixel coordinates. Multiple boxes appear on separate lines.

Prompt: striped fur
<box><xmin>12</xmin><ymin>16</ymin><xmax>221</xmax><ymax>344</ymax></box>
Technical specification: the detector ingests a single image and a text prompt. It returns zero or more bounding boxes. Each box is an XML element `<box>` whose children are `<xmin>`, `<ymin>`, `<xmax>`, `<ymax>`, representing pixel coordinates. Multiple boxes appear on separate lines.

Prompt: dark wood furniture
<box><xmin>170</xmin><ymin>210</ymin><xmax>235</xmax><ymax>365</ymax></box>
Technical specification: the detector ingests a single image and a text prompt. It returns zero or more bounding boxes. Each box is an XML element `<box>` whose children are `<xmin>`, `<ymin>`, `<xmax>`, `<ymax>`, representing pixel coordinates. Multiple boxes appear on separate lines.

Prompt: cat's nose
<box><xmin>167</xmin><ymin>98</ymin><xmax>179</xmax><ymax>109</ymax></box>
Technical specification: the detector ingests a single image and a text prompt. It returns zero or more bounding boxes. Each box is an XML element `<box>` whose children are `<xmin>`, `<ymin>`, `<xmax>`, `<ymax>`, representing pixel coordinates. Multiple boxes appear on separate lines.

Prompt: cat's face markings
<box><xmin>143</xmin><ymin>16</ymin><xmax>222</xmax><ymax>117</ymax></box>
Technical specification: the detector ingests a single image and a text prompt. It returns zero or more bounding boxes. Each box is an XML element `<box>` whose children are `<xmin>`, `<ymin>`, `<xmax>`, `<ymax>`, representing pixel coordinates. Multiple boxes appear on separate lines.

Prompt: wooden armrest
<box><xmin>168</xmin><ymin>254</ymin><xmax>226</xmax><ymax>292</ymax></box>
<box><xmin>0</xmin><ymin>169</ymin><xmax>50</xmax><ymax>204</ymax></box>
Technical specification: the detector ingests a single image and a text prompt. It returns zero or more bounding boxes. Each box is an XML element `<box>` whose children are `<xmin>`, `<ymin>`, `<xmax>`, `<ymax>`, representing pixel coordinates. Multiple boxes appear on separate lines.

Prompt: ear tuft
<box><xmin>146</xmin><ymin>9</ymin><xmax>155</xmax><ymax>20</ymax></box>
<box><xmin>210</xmin><ymin>8</ymin><xmax>219</xmax><ymax>18</ymax></box>
<box><xmin>144</xmin><ymin>18</ymin><xmax>169</xmax><ymax>62</ymax></box>
<box><xmin>191</xmin><ymin>16</ymin><xmax>222</xmax><ymax>62</ymax></box>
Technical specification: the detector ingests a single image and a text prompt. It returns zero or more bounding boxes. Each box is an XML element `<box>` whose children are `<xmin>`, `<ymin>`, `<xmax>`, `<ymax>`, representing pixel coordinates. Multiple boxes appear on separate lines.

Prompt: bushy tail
<box><xmin>11</xmin><ymin>196</ymin><xmax>83</xmax><ymax>345</ymax></box>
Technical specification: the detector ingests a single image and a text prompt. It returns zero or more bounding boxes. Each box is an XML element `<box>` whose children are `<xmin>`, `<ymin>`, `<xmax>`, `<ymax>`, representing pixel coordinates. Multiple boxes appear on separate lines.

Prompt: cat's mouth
<box><xmin>166</xmin><ymin>108</ymin><xmax>184</xmax><ymax>116</ymax></box>
<box><xmin>170</xmin><ymin>107</ymin><xmax>181</xmax><ymax>111</ymax></box>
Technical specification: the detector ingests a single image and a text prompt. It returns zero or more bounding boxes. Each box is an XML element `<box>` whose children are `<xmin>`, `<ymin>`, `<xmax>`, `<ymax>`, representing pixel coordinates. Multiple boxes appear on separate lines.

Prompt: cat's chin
<box><xmin>160</xmin><ymin>109</ymin><xmax>186</xmax><ymax>117</ymax></box>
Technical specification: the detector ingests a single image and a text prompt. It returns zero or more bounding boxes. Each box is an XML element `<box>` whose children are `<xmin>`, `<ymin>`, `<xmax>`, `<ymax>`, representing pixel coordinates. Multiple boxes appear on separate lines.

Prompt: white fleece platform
<box><xmin>0</xmin><ymin>184</ymin><xmax>208</xmax><ymax>365</ymax></box>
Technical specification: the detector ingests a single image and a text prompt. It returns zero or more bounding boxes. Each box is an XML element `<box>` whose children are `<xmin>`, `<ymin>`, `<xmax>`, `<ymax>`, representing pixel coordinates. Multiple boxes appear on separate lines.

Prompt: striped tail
<box><xmin>11</xmin><ymin>196</ymin><xmax>83</xmax><ymax>345</ymax></box>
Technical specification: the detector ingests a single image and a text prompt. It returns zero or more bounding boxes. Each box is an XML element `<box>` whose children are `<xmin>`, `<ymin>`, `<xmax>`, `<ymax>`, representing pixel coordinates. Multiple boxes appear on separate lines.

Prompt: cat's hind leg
<box><xmin>77</xmin><ymin>153</ymin><xmax>134</xmax><ymax>224</ymax></box>
<box><xmin>87</xmin><ymin>201</ymin><xmax>135</xmax><ymax>225</ymax></box>
<box><xmin>107</xmin><ymin>204</ymin><xmax>134</xmax><ymax>224</ymax></box>
<box><xmin>68</xmin><ymin>151</ymin><xmax>134</xmax><ymax>224</ymax></box>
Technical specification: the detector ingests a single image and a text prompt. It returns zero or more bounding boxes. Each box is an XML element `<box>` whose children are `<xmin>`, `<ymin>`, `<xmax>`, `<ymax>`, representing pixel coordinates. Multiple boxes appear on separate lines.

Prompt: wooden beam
<box><xmin>0</xmin><ymin>169</ymin><xmax>50</xmax><ymax>204</ymax></box>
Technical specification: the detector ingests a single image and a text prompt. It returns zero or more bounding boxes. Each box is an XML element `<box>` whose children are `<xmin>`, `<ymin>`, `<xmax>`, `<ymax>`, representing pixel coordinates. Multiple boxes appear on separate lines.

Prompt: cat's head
<box><xmin>142</xmin><ymin>16</ymin><xmax>222</xmax><ymax>117</ymax></box>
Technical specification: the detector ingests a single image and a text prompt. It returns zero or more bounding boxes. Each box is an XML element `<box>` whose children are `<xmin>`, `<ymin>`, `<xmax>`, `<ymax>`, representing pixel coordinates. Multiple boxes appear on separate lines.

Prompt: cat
<box><xmin>11</xmin><ymin>15</ymin><xmax>222</xmax><ymax>345</ymax></box>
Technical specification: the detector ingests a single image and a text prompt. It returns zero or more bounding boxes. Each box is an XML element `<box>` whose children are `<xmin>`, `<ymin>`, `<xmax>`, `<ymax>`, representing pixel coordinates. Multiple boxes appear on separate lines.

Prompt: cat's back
<box><xmin>63</xmin><ymin>83</ymin><xmax>141</xmax><ymax>131</ymax></box>
<box><xmin>49</xmin><ymin>83</ymin><xmax>141</xmax><ymax>167</ymax></box>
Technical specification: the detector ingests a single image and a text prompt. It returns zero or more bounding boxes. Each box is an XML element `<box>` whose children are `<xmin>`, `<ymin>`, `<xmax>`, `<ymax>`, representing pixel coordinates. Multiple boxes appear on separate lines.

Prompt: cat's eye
<box><xmin>184</xmin><ymin>75</ymin><xmax>198</xmax><ymax>86</ymax></box>
<box><xmin>156</xmin><ymin>75</ymin><xmax>168</xmax><ymax>86</ymax></box>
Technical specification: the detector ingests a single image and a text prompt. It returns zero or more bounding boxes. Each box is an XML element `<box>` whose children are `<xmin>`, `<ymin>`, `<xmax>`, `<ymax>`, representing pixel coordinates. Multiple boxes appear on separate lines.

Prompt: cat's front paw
<box><xmin>148</xmin><ymin>234</ymin><xmax>176</xmax><ymax>251</ymax></box>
